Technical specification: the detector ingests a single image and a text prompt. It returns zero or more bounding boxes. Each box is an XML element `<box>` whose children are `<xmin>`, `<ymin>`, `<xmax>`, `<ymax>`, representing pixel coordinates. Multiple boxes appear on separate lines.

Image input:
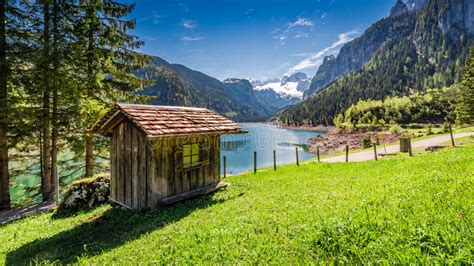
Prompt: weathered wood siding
<box><xmin>155</xmin><ymin>135</ymin><xmax>221</xmax><ymax>200</ymax></box>
<box><xmin>111</xmin><ymin>120</ymin><xmax>221</xmax><ymax>209</ymax></box>
<box><xmin>111</xmin><ymin>121</ymin><xmax>151</xmax><ymax>209</ymax></box>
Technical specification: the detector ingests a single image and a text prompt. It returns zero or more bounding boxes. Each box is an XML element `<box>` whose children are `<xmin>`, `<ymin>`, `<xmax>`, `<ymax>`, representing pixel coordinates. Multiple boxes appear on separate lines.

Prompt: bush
<box><xmin>57</xmin><ymin>174</ymin><xmax>110</xmax><ymax>212</ymax></box>
<box><xmin>425</xmin><ymin>125</ymin><xmax>433</xmax><ymax>135</ymax></box>
<box><xmin>362</xmin><ymin>135</ymin><xmax>373</xmax><ymax>148</ymax></box>
<box><xmin>403</xmin><ymin>123</ymin><xmax>424</xmax><ymax>129</ymax></box>
<box><xmin>389</xmin><ymin>124</ymin><xmax>403</xmax><ymax>134</ymax></box>
<box><xmin>442</xmin><ymin>122</ymin><xmax>450</xmax><ymax>133</ymax></box>
<box><xmin>341</xmin><ymin>122</ymin><xmax>355</xmax><ymax>132</ymax></box>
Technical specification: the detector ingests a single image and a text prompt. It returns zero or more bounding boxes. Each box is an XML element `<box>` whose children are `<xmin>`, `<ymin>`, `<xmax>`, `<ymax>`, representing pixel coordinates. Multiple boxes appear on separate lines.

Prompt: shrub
<box><xmin>442</xmin><ymin>122</ymin><xmax>450</xmax><ymax>133</ymax></box>
<box><xmin>389</xmin><ymin>124</ymin><xmax>403</xmax><ymax>134</ymax></box>
<box><xmin>404</xmin><ymin>123</ymin><xmax>424</xmax><ymax>129</ymax></box>
<box><xmin>425</xmin><ymin>125</ymin><xmax>433</xmax><ymax>135</ymax></box>
<box><xmin>362</xmin><ymin>135</ymin><xmax>373</xmax><ymax>148</ymax></box>
<box><xmin>341</xmin><ymin>122</ymin><xmax>355</xmax><ymax>132</ymax></box>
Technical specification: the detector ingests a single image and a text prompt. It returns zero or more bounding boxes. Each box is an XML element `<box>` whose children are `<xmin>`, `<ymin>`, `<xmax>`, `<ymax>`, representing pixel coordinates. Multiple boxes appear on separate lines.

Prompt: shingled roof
<box><xmin>89</xmin><ymin>104</ymin><xmax>246</xmax><ymax>138</ymax></box>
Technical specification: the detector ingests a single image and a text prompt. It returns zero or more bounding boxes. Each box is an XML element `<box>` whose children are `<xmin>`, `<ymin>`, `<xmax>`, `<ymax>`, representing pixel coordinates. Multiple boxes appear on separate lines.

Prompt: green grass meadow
<box><xmin>1</xmin><ymin>139</ymin><xmax>473</xmax><ymax>264</ymax></box>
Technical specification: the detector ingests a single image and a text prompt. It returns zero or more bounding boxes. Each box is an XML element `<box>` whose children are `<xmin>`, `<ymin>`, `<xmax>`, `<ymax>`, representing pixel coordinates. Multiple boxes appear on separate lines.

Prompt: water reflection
<box><xmin>220</xmin><ymin>123</ymin><xmax>325</xmax><ymax>174</ymax></box>
<box><xmin>220</xmin><ymin>139</ymin><xmax>250</xmax><ymax>151</ymax></box>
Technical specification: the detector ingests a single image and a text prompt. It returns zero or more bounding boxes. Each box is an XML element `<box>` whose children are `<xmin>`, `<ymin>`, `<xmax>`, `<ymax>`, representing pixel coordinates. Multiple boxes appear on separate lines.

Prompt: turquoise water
<box><xmin>220</xmin><ymin>123</ymin><xmax>325</xmax><ymax>174</ymax></box>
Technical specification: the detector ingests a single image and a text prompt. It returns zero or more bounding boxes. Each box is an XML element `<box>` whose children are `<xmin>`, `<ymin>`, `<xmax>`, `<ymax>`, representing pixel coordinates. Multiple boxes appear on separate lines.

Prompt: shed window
<box><xmin>183</xmin><ymin>144</ymin><xmax>200</xmax><ymax>168</ymax></box>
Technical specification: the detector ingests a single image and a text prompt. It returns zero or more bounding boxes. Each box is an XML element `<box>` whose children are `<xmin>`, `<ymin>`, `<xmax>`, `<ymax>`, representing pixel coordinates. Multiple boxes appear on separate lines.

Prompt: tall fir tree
<box><xmin>40</xmin><ymin>0</ymin><xmax>54</xmax><ymax>201</ymax></box>
<box><xmin>0</xmin><ymin>0</ymin><xmax>35</xmax><ymax>208</ymax></box>
<box><xmin>456</xmin><ymin>47</ymin><xmax>474</xmax><ymax>124</ymax></box>
<box><xmin>69</xmin><ymin>0</ymin><xmax>149</xmax><ymax>177</ymax></box>
<box><xmin>0</xmin><ymin>0</ymin><xmax>10</xmax><ymax>210</ymax></box>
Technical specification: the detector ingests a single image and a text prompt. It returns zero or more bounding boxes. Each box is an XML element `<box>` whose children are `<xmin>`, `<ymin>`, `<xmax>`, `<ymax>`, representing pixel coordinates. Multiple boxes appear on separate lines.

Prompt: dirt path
<box><xmin>0</xmin><ymin>201</ymin><xmax>56</xmax><ymax>225</ymax></box>
<box><xmin>321</xmin><ymin>132</ymin><xmax>473</xmax><ymax>163</ymax></box>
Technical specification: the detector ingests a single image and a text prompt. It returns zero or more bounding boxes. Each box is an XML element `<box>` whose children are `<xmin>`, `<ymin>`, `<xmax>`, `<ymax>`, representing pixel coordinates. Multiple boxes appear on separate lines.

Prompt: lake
<box><xmin>220</xmin><ymin>123</ymin><xmax>325</xmax><ymax>174</ymax></box>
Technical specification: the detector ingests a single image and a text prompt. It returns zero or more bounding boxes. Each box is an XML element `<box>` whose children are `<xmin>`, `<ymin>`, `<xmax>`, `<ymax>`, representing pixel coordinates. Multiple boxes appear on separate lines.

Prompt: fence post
<box><xmin>296</xmin><ymin>147</ymin><xmax>299</xmax><ymax>166</ymax></box>
<box><xmin>373</xmin><ymin>143</ymin><xmax>378</xmax><ymax>161</ymax></box>
<box><xmin>345</xmin><ymin>145</ymin><xmax>349</xmax><ymax>162</ymax></box>
<box><xmin>223</xmin><ymin>156</ymin><xmax>226</xmax><ymax>178</ymax></box>
<box><xmin>317</xmin><ymin>146</ymin><xmax>320</xmax><ymax>162</ymax></box>
<box><xmin>254</xmin><ymin>151</ymin><xmax>257</xmax><ymax>174</ymax></box>
<box><xmin>408</xmin><ymin>138</ymin><xmax>413</xmax><ymax>157</ymax></box>
<box><xmin>449</xmin><ymin>124</ymin><xmax>455</xmax><ymax>147</ymax></box>
<box><xmin>273</xmin><ymin>150</ymin><xmax>276</xmax><ymax>171</ymax></box>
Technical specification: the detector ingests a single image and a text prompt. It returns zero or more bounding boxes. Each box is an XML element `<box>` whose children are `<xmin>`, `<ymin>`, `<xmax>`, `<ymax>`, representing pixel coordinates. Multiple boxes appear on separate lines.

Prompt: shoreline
<box><xmin>238</xmin><ymin>122</ymin><xmax>335</xmax><ymax>132</ymax></box>
<box><xmin>278</xmin><ymin>124</ymin><xmax>337</xmax><ymax>133</ymax></box>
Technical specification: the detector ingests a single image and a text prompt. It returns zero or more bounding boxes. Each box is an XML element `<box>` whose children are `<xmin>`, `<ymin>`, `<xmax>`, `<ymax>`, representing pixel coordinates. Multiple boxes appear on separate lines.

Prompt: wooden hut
<box><xmin>89</xmin><ymin>104</ymin><xmax>246</xmax><ymax>209</ymax></box>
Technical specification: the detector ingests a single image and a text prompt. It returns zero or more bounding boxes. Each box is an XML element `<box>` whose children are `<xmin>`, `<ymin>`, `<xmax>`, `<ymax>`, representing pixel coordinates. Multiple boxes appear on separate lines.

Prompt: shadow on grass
<box><xmin>6</xmin><ymin>193</ymin><xmax>237</xmax><ymax>264</ymax></box>
<box><xmin>51</xmin><ymin>205</ymin><xmax>103</xmax><ymax>220</ymax></box>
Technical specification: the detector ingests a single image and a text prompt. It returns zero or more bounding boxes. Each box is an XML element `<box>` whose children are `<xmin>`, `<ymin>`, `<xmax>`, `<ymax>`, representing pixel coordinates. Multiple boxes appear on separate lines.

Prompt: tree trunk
<box><xmin>85</xmin><ymin>3</ymin><xmax>95</xmax><ymax>177</ymax></box>
<box><xmin>0</xmin><ymin>0</ymin><xmax>10</xmax><ymax>210</ymax></box>
<box><xmin>41</xmin><ymin>2</ymin><xmax>52</xmax><ymax>202</ymax></box>
<box><xmin>85</xmin><ymin>134</ymin><xmax>94</xmax><ymax>177</ymax></box>
<box><xmin>50</xmin><ymin>0</ymin><xmax>60</xmax><ymax>200</ymax></box>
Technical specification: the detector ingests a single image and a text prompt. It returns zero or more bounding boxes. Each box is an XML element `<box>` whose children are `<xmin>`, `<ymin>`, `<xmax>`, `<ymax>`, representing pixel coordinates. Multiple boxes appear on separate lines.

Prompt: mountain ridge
<box><xmin>139</xmin><ymin>56</ymin><xmax>268</xmax><ymax>121</ymax></box>
<box><xmin>279</xmin><ymin>0</ymin><xmax>473</xmax><ymax>126</ymax></box>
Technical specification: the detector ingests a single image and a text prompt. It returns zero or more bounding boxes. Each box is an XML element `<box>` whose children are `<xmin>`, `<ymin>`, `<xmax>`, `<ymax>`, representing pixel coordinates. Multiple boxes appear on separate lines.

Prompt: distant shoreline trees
<box><xmin>456</xmin><ymin>47</ymin><xmax>474</xmax><ymax>124</ymax></box>
<box><xmin>332</xmin><ymin>87</ymin><xmax>457</xmax><ymax>132</ymax></box>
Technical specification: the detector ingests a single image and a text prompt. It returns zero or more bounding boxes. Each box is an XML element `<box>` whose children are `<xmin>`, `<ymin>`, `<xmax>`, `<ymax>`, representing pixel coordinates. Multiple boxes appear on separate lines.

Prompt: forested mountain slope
<box><xmin>139</xmin><ymin>57</ymin><xmax>268</xmax><ymax>121</ymax></box>
<box><xmin>279</xmin><ymin>0</ymin><xmax>473</xmax><ymax>126</ymax></box>
<box><xmin>304</xmin><ymin>8</ymin><xmax>417</xmax><ymax>98</ymax></box>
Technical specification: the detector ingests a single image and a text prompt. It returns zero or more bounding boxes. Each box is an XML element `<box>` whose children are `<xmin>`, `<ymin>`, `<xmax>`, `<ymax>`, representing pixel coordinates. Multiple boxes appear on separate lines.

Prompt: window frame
<box><xmin>182</xmin><ymin>143</ymin><xmax>201</xmax><ymax>168</ymax></box>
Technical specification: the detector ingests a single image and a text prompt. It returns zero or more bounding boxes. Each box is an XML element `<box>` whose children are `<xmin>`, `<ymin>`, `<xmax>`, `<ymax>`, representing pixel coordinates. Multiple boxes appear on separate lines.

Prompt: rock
<box><xmin>390</xmin><ymin>0</ymin><xmax>409</xmax><ymax>17</ymax></box>
<box><xmin>57</xmin><ymin>174</ymin><xmax>110</xmax><ymax>212</ymax></box>
<box><xmin>406</xmin><ymin>0</ymin><xmax>428</xmax><ymax>11</ymax></box>
<box><xmin>425</xmin><ymin>145</ymin><xmax>445</xmax><ymax>152</ymax></box>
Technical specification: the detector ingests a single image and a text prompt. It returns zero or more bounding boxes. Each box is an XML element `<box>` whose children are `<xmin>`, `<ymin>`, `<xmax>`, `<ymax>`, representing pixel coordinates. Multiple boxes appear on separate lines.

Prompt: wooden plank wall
<box><xmin>112</xmin><ymin>121</ymin><xmax>151</xmax><ymax>209</ymax></box>
<box><xmin>147</xmin><ymin>138</ymin><xmax>160</xmax><ymax>208</ymax></box>
<box><xmin>110</xmin><ymin>129</ymin><xmax>117</xmax><ymax>201</ymax></box>
<box><xmin>212</xmin><ymin>135</ymin><xmax>221</xmax><ymax>185</ymax></box>
<box><xmin>117</xmin><ymin>123</ymin><xmax>125</xmax><ymax>204</ymax></box>
<box><xmin>112</xmin><ymin>125</ymin><xmax>222</xmax><ymax>209</ymax></box>
<box><xmin>156</xmin><ymin>135</ymin><xmax>220</xmax><ymax>201</ymax></box>
<box><xmin>138</xmin><ymin>131</ymin><xmax>147</xmax><ymax>209</ymax></box>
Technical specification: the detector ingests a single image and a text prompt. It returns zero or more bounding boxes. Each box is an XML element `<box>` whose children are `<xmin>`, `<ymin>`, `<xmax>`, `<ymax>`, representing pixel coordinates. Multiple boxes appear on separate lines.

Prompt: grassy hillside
<box><xmin>1</xmin><ymin>141</ymin><xmax>473</xmax><ymax>264</ymax></box>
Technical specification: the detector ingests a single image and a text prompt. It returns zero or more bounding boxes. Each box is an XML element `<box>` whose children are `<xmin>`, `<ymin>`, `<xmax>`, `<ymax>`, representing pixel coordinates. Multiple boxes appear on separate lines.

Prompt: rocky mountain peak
<box><xmin>322</xmin><ymin>55</ymin><xmax>336</xmax><ymax>64</ymax></box>
<box><xmin>406</xmin><ymin>0</ymin><xmax>428</xmax><ymax>11</ymax></box>
<box><xmin>281</xmin><ymin>72</ymin><xmax>309</xmax><ymax>84</ymax></box>
<box><xmin>390</xmin><ymin>0</ymin><xmax>409</xmax><ymax>17</ymax></box>
<box><xmin>223</xmin><ymin>78</ymin><xmax>252</xmax><ymax>86</ymax></box>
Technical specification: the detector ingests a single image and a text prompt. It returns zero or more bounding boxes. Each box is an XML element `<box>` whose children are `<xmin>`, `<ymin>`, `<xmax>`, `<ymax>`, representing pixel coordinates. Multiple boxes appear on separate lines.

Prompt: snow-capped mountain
<box><xmin>251</xmin><ymin>72</ymin><xmax>311</xmax><ymax>99</ymax></box>
<box><xmin>222</xmin><ymin>78</ymin><xmax>300</xmax><ymax>114</ymax></box>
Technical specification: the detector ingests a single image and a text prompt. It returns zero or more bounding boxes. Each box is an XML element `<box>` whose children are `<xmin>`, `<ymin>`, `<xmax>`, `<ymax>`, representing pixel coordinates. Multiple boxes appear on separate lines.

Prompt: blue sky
<box><xmin>129</xmin><ymin>0</ymin><xmax>396</xmax><ymax>80</ymax></box>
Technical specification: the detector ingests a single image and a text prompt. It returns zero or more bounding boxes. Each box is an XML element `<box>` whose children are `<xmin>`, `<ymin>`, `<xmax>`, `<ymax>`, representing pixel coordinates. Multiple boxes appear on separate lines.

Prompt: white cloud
<box><xmin>183</xmin><ymin>19</ymin><xmax>197</xmax><ymax>29</ymax></box>
<box><xmin>286</xmin><ymin>29</ymin><xmax>360</xmax><ymax>75</ymax></box>
<box><xmin>273</xmin><ymin>34</ymin><xmax>288</xmax><ymax>45</ymax></box>
<box><xmin>320</xmin><ymin>12</ymin><xmax>327</xmax><ymax>19</ymax></box>
<box><xmin>294</xmin><ymin>31</ymin><xmax>309</xmax><ymax>38</ymax></box>
<box><xmin>139</xmin><ymin>11</ymin><xmax>162</xmax><ymax>24</ymax></box>
<box><xmin>152</xmin><ymin>11</ymin><xmax>161</xmax><ymax>25</ymax></box>
<box><xmin>181</xmin><ymin>36</ymin><xmax>205</xmax><ymax>41</ymax></box>
<box><xmin>286</xmin><ymin>18</ymin><xmax>314</xmax><ymax>32</ymax></box>
<box><xmin>273</xmin><ymin>18</ymin><xmax>315</xmax><ymax>45</ymax></box>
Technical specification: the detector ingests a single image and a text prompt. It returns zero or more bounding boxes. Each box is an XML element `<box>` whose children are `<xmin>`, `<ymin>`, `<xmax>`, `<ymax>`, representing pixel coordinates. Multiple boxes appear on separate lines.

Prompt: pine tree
<box><xmin>0</xmin><ymin>0</ymin><xmax>10</xmax><ymax>210</ymax></box>
<box><xmin>456</xmin><ymin>47</ymin><xmax>474</xmax><ymax>124</ymax></box>
<box><xmin>68</xmin><ymin>0</ymin><xmax>149</xmax><ymax>177</ymax></box>
<box><xmin>39</xmin><ymin>1</ymin><xmax>54</xmax><ymax>201</ymax></box>
<box><xmin>0</xmin><ymin>0</ymin><xmax>35</xmax><ymax>209</ymax></box>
